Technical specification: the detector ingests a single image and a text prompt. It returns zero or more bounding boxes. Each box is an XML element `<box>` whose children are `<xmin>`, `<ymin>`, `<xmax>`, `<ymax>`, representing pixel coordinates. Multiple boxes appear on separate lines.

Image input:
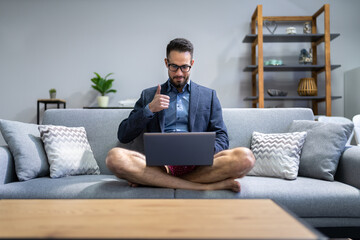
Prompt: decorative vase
<box><xmin>297</xmin><ymin>78</ymin><xmax>317</xmax><ymax>96</ymax></box>
<box><xmin>303</xmin><ymin>22</ymin><xmax>311</xmax><ymax>34</ymax></box>
<box><xmin>97</xmin><ymin>96</ymin><xmax>109</xmax><ymax>107</ymax></box>
<box><xmin>299</xmin><ymin>48</ymin><xmax>313</xmax><ymax>64</ymax></box>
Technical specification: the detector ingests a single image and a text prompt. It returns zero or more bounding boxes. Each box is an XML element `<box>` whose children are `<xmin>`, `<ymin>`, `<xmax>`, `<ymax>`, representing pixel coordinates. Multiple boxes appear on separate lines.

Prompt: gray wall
<box><xmin>1</xmin><ymin>0</ymin><xmax>360</xmax><ymax>145</ymax></box>
<box><xmin>344</xmin><ymin>66</ymin><xmax>360</xmax><ymax>120</ymax></box>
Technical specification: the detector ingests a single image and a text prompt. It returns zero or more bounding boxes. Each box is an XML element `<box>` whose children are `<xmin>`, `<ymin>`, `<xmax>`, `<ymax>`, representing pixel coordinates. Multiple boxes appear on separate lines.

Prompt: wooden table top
<box><xmin>0</xmin><ymin>199</ymin><xmax>322</xmax><ymax>239</ymax></box>
<box><xmin>37</xmin><ymin>99</ymin><xmax>66</xmax><ymax>103</ymax></box>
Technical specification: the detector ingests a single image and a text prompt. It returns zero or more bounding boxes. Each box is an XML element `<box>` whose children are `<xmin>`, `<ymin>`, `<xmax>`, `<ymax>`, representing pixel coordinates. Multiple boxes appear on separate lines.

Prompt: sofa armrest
<box><xmin>0</xmin><ymin>146</ymin><xmax>18</xmax><ymax>184</ymax></box>
<box><xmin>335</xmin><ymin>146</ymin><xmax>360</xmax><ymax>189</ymax></box>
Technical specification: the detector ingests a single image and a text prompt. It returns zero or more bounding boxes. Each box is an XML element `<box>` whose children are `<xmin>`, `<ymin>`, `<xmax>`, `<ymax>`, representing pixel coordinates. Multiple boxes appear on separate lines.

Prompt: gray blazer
<box><xmin>118</xmin><ymin>81</ymin><xmax>229</xmax><ymax>153</ymax></box>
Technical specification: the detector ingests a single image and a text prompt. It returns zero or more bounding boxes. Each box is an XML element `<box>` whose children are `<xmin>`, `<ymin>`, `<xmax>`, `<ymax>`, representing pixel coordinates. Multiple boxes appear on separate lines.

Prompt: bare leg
<box><xmin>180</xmin><ymin>147</ymin><xmax>255</xmax><ymax>183</ymax></box>
<box><xmin>106</xmin><ymin>148</ymin><xmax>241</xmax><ymax>192</ymax></box>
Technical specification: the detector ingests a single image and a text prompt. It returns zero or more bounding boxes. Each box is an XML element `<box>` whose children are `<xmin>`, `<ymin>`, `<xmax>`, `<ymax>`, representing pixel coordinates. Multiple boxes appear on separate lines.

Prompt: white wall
<box><xmin>1</xmin><ymin>0</ymin><xmax>360</xmax><ymax>145</ymax></box>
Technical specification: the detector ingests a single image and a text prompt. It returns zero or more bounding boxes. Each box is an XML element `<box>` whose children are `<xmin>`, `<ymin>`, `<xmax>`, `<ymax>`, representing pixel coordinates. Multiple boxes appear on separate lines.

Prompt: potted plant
<box><xmin>91</xmin><ymin>72</ymin><xmax>117</xmax><ymax>107</ymax></box>
<box><xmin>49</xmin><ymin>88</ymin><xmax>56</xmax><ymax>99</ymax></box>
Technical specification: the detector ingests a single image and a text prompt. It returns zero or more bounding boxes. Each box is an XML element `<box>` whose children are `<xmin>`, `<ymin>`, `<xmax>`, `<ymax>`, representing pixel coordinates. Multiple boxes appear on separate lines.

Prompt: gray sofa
<box><xmin>1</xmin><ymin>108</ymin><xmax>359</xmax><ymax>234</ymax></box>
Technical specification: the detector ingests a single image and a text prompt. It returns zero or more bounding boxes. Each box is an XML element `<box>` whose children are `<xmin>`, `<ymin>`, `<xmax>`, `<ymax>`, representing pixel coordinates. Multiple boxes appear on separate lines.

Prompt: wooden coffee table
<box><xmin>0</xmin><ymin>199</ymin><xmax>322</xmax><ymax>239</ymax></box>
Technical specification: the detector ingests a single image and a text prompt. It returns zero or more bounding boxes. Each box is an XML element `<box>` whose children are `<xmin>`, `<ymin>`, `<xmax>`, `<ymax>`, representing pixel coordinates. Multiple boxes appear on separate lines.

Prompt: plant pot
<box><xmin>97</xmin><ymin>96</ymin><xmax>109</xmax><ymax>107</ymax></box>
<box><xmin>50</xmin><ymin>92</ymin><xmax>56</xmax><ymax>99</ymax></box>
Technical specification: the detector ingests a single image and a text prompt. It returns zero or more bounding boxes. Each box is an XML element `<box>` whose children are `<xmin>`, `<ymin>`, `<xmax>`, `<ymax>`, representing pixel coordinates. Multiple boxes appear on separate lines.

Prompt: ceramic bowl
<box><xmin>286</xmin><ymin>27</ymin><xmax>296</xmax><ymax>34</ymax></box>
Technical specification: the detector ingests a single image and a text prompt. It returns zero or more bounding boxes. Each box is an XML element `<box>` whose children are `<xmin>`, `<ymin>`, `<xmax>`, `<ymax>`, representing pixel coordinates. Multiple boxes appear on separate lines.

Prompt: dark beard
<box><xmin>170</xmin><ymin>76</ymin><xmax>188</xmax><ymax>89</ymax></box>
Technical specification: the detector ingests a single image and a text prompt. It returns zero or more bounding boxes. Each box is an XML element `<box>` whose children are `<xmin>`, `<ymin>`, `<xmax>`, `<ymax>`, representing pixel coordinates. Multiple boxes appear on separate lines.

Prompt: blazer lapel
<box><xmin>189</xmin><ymin>82</ymin><xmax>199</xmax><ymax>132</ymax></box>
<box><xmin>157</xmin><ymin>82</ymin><xmax>168</xmax><ymax>133</ymax></box>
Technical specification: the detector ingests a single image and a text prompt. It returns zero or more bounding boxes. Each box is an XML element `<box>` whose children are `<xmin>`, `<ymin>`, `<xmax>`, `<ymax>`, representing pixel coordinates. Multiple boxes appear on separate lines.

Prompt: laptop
<box><xmin>144</xmin><ymin>132</ymin><xmax>216</xmax><ymax>166</ymax></box>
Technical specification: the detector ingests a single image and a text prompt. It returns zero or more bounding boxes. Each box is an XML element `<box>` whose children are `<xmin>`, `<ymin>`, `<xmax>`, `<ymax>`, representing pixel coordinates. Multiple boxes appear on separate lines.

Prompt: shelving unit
<box><xmin>243</xmin><ymin>4</ymin><xmax>340</xmax><ymax>116</ymax></box>
<box><xmin>243</xmin><ymin>33</ymin><xmax>340</xmax><ymax>43</ymax></box>
<box><xmin>244</xmin><ymin>64</ymin><xmax>341</xmax><ymax>72</ymax></box>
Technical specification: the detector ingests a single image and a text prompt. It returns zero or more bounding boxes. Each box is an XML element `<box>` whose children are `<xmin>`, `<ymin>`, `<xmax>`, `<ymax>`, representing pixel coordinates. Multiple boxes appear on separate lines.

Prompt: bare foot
<box><xmin>232</xmin><ymin>180</ymin><xmax>241</xmax><ymax>192</ymax></box>
<box><xmin>207</xmin><ymin>179</ymin><xmax>241</xmax><ymax>193</ymax></box>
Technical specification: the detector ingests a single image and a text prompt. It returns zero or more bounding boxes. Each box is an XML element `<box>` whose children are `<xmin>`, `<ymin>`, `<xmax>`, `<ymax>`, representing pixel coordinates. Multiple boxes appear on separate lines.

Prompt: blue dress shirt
<box><xmin>163</xmin><ymin>80</ymin><xmax>190</xmax><ymax>132</ymax></box>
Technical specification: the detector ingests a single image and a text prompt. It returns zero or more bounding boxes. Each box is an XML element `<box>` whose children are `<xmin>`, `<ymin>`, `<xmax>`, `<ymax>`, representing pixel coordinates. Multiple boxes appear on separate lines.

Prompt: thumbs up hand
<box><xmin>148</xmin><ymin>85</ymin><xmax>170</xmax><ymax>113</ymax></box>
<box><xmin>155</xmin><ymin>84</ymin><xmax>161</xmax><ymax>95</ymax></box>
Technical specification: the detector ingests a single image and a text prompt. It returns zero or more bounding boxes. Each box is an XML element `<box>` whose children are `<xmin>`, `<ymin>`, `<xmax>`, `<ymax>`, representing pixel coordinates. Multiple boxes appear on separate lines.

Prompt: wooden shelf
<box><xmin>242</xmin><ymin>34</ymin><xmax>340</xmax><ymax>43</ymax></box>
<box><xmin>245</xmin><ymin>4</ymin><xmax>339</xmax><ymax>115</ymax></box>
<box><xmin>244</xmin><ymin>65</ymin><xmax>341</xmax><ymax>72</ymax></box>
<box><xmin>244</xmin><ymin>96</ymin><xmax>342</xmax><ymax>101</ymax></box>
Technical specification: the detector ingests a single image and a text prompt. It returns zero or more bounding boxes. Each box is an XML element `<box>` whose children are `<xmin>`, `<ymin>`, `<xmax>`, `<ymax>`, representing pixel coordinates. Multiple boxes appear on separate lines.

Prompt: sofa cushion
<box><xmin>0</xmin><ymin>175</ymin><xmax>175</xmax><ymax>199</ymax></box>
<box><xmin>38</xmin><ymin>125</ymin><xmax>100</xmax><ymax>178</ymax></box>
<box><xmin>289</xmin><ymin>120</ymin><xmax>354</xmax><ymax>181</ymax></box>
<box><xmin>223</xmin><ymin>108</ymin><xmax>314</xmax><ymax>149</ymax></box>
<box><xmin>248</xmin><ymin>131</ymin><xmax>307</xmax><ymax>180</ymax></box>
<box><xmin>0</xmin><ymin>120</ymin><xmax>49</xmax><ymax>181</ymax></box>
<box><xmin>175</xmin><ymin>176</ymin><xmax>360</xmax><ymax>219</ymax></box>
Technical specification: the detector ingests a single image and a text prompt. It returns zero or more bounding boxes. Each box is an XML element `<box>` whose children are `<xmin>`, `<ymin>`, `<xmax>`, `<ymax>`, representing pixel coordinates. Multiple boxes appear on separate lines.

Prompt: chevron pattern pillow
<box><xmin>248</xmin><ymin>131</ymin><xmax>307</xmax><ymax>180</ymax></box>
<box><xmin>38</xmin><ymin>125</ymin><xmax>100</xmax><ymax>178</ymax></box>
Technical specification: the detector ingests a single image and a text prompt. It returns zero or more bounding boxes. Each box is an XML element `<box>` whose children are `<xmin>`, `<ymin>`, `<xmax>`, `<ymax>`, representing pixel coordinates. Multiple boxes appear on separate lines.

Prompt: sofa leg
<box><xmin>317</xmin><ymin>227</ymin><xmax>360</xmax><ymax>238</ymax></box>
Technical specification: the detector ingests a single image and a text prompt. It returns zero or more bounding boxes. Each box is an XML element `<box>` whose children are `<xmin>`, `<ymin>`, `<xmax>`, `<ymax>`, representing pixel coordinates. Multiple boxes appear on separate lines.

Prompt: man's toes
<box><xmin>233</xmin><ymin>181</ymin><xmax>241</xmax><ymax>193</ymax></box>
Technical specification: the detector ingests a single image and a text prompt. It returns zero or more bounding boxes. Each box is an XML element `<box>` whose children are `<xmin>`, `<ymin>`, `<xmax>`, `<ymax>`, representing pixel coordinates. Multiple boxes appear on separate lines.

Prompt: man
<box><xmin>106</xmin><ymin>38</ymin><xmax>255</xmax><ymax>192</ymax></box>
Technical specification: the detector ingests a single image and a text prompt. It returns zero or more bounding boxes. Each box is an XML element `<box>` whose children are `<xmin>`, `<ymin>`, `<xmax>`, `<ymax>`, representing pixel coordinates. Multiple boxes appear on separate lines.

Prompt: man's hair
<box><xmin>166</xmin><ymin>38</ymin><xmax>194</xmax><ymax>59</ymax></box>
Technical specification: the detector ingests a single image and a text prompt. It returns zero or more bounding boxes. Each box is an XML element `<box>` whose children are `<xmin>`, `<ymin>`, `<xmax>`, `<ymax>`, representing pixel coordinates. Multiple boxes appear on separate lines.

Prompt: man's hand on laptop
<box><xmin>148</xmin><ymin>85</ymin><xmax>170</xmax><ymax>113</ymax></box>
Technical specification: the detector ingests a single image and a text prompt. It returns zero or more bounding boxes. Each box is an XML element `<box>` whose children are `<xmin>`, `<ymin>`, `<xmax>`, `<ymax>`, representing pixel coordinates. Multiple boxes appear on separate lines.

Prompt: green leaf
<box><xmin>91</xmin><ymin>85</ymin><xmax>102</xmax><ymax>93</ymax></box>
<box><xmin>94</xmin><ymin>72</ymin><xmax>101</xmax><ymax>79</ymax></box>
<box><xmin>105</xmin><ymin>73</ymin><xmax>114</xmax><ymax>79</ymax></box>
<box><xmin>106</xmin><ymin>89</ymin><xmax>117</xmax><ymax>94</ymax></box>
<box><xmin>98</xmin><ymin>79</ymin><xmax>105</xmax><ymax>90</ymax></box>
<box><xmin>91</xmin><ymin>78</ymin><xmax>99</xmax><ymax>85</ymax></box>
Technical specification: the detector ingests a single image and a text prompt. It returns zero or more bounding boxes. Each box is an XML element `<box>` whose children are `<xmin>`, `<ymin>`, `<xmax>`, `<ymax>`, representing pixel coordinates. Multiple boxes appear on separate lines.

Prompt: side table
<box><xmin>37</xmin><ymin>99</ymin><xmax>66</xmax><ymax>124</ymax></box>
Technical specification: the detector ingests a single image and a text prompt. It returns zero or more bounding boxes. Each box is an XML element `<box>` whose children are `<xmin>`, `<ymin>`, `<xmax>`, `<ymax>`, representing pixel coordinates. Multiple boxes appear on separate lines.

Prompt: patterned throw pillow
<box><xmin>38</xmin><ymin>125</ymin><xmax>100</xmax><ymax>178</ymax></box>
<box><xmin>248</xmin><ymin>131</ymin><xmax>307</xmax><ymax>180</ymax></box>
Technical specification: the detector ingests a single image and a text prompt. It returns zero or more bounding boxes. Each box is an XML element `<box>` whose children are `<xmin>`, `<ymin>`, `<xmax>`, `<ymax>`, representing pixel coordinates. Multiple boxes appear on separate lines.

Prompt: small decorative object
<box><xmin>264</xmin><ymin>20</ymin><xmax>278</xmax><ymax>34</ymax></box>
<box><xmin>264</xmin><ymin>59</ymin><xmax>283</xmax><ymax>66</ymax></box>
<box><xmin>267</xmin><ymin>89</ymin><xmax>288</xmax><ymax>96</ymax></box>
<box><xmin>303</xmin><ymin>22</ymin><xmax>311</xmax><ymax>34</ymax></box>
<box><xmin>91</xmin><ymin>72</ymin><xmax>117</xmax><ymax>107</ymax></box>
<box><xmin>286</xmin><ymin>27</ymin><xmax>296</xmax><ymax>34</ymax></box>
<box><xmin>118</xmin><ymin>99</ymin><xmax>137</xmax><ymax>107</ymax></box>
<box><xmin>299</xmin><ymin>48</ymin><xmax>313</xmax><ymax>64</ymax></box>
<box><xmin>297</xmin><ymin>77</ymin><xmax>317</xmax><ymax>96</ymax></box>
<box><xmin>49</xmin><ymin>88</ymin><xmax>56</xmax><ymax>99</ymax></box>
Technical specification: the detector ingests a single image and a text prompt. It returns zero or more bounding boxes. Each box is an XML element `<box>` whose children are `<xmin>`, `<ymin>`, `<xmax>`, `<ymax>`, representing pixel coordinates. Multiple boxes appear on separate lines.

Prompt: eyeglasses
<box><xmin>167</xmin><ymin>63</ymin><xmax>192</xmax><ymax>72</ymax></box>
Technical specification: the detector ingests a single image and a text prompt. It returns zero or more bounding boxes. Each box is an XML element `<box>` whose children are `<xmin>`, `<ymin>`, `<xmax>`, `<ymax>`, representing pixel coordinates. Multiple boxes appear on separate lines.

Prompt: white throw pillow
<box><xmin>38</xmin><ymin>125</ymin><xmax>100</xmax><ymax>178</ymax></box>
<box><xmin>248</xmin><ymin>131</ymin><xmax>307</xmax><ymax>180</ymax></box>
